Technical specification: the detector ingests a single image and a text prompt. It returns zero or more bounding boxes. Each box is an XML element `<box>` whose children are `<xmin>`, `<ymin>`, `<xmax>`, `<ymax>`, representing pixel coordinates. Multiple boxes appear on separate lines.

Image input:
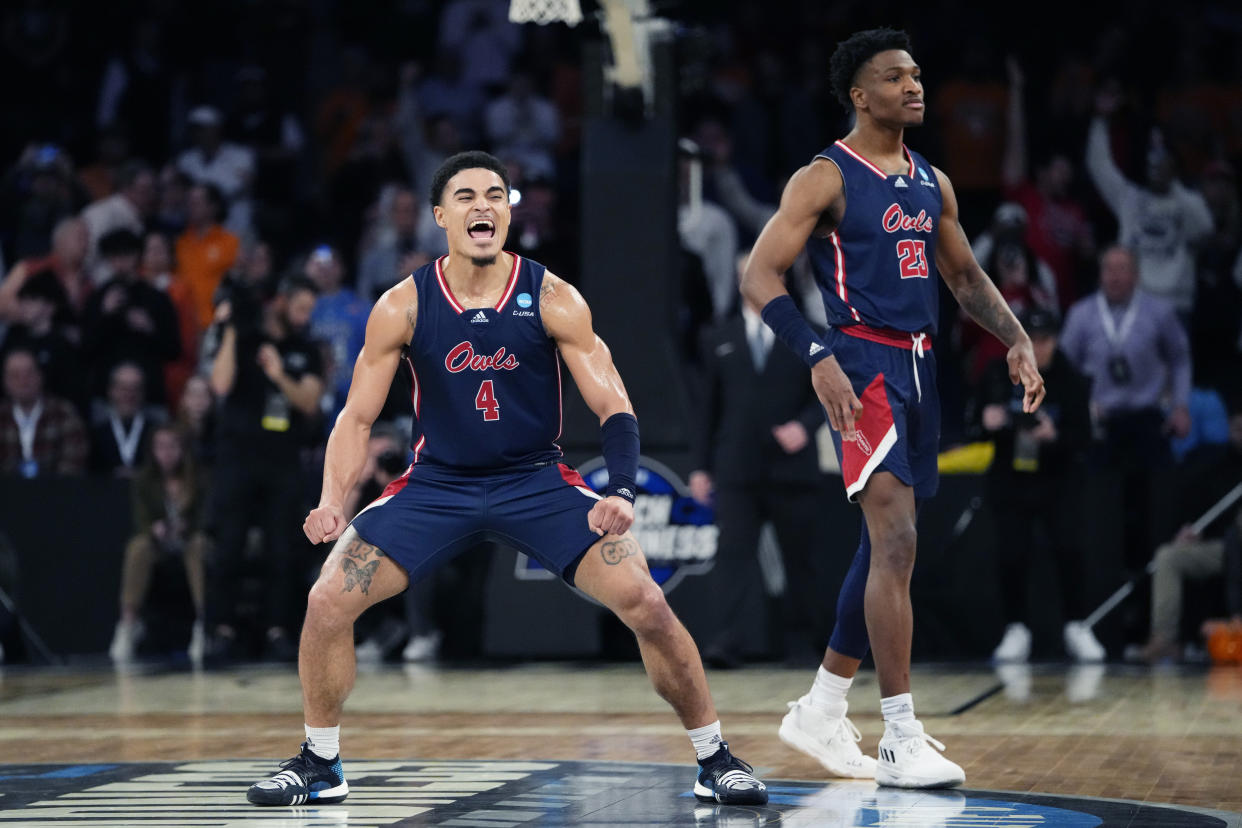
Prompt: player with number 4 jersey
<box><xmin>246</xmin><ymin>151</ymin><xmax>766</xmax><ymax>809</ymax></box>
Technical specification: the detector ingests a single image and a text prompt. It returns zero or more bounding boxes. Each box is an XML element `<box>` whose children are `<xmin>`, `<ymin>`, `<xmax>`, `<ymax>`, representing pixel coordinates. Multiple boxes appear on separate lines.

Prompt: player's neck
<box><xmin>841</xmin><ymin>121</ymin><xmax>907</xmax><ymax>171</ymax></box>
<box><xmin>442</xmin><ymin>252</ymin><xmax>513</xmax><ymax>297</ymax></box>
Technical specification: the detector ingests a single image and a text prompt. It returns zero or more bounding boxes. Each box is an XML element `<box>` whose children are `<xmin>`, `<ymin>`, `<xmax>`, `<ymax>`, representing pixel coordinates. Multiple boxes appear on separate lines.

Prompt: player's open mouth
<box><xmin>468</xmin><ymin>219</ymin><xmax>496</xmax><ymax>240</ymax></box>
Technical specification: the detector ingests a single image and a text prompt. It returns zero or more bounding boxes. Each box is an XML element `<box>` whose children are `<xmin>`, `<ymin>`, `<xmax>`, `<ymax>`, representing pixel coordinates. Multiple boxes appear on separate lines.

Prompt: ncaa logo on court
<box><xmin>516</xmin><ymin>292</ymin><xmax>533</xmax><ymax>308</ymax></box>
<box><xmin>515</xmin><ymin>456</ymin><xmax>718</xmax><ymax>592</ymax></box>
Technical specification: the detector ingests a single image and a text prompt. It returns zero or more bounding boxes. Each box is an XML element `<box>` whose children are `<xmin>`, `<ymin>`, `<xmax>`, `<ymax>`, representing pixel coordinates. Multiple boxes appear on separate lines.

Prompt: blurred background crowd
<box><xmin>0</xmin><ymin>0</ymin><xmax>1240</xmax><ymax>670</ymax></box>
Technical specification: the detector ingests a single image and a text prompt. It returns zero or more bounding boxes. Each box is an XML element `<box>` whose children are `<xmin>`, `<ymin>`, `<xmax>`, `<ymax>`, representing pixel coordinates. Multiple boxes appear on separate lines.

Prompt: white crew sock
<box><xmin>687</xmin><ymin>720</ymin><xmax>724</xmax><ymax>760</ymax></box>
<box><xmin>305</xmin><ymin>724</ymin><xmax>340</xmax><ymax>761</ymax></box>
<box><xmin>881</xmin><ymin>693</ymin><xmax>916</xmax><ymax>725</ymax></box>
<box><xmin>807</xmin><ymin>666</ymin><xmax>852</xmax><ymax>719</ymax></box>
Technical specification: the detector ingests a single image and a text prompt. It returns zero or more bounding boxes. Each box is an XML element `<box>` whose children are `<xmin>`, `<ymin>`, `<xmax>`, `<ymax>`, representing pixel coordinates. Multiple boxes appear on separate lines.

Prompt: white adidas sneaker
<box><xmin>778</xmin><ymin>695</ymin><xmax>877</xmax><ymax>778</ymax></box>
<box><xmin>875</xmin><ymin>719</ymin><xmax>965</xmax><ymax>788</ymax></box>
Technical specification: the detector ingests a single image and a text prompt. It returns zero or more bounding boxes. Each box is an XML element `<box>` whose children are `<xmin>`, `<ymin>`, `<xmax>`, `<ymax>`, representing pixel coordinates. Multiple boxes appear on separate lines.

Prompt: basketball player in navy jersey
<box><xmin>246</xmin><ymin>152</ymin><xmax>766</xmax><ymax>807</ymax></box>
<box><xmin>743</xmin><ymin>29</ymin><xmax>1045</xmax><ymax>788</ymax></box>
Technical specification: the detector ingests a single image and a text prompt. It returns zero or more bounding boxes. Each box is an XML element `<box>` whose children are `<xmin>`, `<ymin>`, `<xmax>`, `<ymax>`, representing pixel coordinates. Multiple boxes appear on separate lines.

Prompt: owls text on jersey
<box><xmin>402</xmin><ymin>254</ymin><xmax>565</xmax><ymax>471</ymax></box>
<box><xmin>807</xmin><ymin>141</ymin><xmax>944</xmax><ymax>335</ymax></box>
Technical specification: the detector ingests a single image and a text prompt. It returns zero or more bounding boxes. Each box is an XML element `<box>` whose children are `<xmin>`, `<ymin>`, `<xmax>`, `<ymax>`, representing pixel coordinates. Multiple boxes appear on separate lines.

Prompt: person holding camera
<box><xmin>974</xmin><ymin>308</ymin><xmax>1103</xmax><ymax>663</ymax></box>
<box><xmin>206</xmin><ymin>275</ymin><xmax>325</xmax><ymax>662</ymax></box>
<box><xmin>1060</xmin><ymin>244</ymin><xmax>1192</xmax><ymax>641</ymax></box>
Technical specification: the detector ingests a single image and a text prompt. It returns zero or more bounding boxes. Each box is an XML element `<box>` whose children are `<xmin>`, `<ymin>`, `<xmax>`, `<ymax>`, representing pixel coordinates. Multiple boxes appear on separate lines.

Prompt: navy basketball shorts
<box><xmin>349</xmin><ymin>461</ymin><xmax>604</xmax><ymax>585</ymax></box>
<box><xmin>824</xmin><ymin>327</ymin><xmax>940</xmax><ymax>502</ymax></box>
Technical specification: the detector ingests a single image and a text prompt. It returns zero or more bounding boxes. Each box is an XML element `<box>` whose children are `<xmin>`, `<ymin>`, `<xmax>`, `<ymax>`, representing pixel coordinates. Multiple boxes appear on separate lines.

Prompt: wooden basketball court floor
<box><xmin>2</xmin><ymin>660</ymin><xmax>1240</xmax><ymax>825</ymax></box>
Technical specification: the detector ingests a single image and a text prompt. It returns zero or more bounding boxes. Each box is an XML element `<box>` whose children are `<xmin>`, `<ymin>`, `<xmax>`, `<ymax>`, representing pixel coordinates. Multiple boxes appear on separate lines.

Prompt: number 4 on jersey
<box><xmin>897</xmin><ymin>239</ymin><xmax>929</xmax><ymax>279</ymax></box>
<box><xmin>475</xmin><ymin>380</ymin><xmax>501</xmax><ymax>421</ymax></box>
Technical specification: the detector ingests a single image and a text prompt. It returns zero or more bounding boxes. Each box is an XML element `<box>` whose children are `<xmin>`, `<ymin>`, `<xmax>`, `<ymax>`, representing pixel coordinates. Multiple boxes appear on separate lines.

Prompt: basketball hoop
<box><xmin>508</xmin><ymin>0</ymin><xmax>583</xmax><ymax>26</ymax></box>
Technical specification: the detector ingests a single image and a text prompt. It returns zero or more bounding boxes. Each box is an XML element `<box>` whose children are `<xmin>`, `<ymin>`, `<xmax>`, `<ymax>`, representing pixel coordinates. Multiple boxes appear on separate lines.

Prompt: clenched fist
<box><xmin>587</xmin><ymin>495</ymin><xmax>634</xmax><ymax>537</ymax></box>
<box><xmin>304</xmin><ymin>504</ymin><xmax>347</xmax><ymax>544</ymax></box>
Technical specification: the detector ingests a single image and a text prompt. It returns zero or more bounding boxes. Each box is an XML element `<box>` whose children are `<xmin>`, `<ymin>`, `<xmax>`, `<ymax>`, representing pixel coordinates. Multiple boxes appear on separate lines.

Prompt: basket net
<box><xmin>509</xmin><ymin>0</ymin><xmax>583</xmax><ymax>25</ymax></box>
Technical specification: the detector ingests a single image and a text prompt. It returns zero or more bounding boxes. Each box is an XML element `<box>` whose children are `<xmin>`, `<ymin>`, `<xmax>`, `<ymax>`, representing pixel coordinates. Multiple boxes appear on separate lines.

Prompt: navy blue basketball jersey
<box><xmin>807</xmin><ymin>141</ymin><xmax>944</xmax><ymax>334</ymax></box>
<box><xmin>404</xmin><ymin>254</ymin><xmax>563</xmax><ymax>470</ymax></box>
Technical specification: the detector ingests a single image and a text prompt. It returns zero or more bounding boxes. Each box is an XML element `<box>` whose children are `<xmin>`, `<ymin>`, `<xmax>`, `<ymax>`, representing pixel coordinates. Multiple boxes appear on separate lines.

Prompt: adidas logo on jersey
<box><xmin>808</xmin><ymin>342</ymin><xmax>825</xmax><ymax>357</ymax></box>
<box><xmin>894</xmin><ymin>177</ymin><xmax>908</xmax><ymax>188</ymax></box>
<box><xmin>471</xmin><ymin>311</ymin><xmax>488</xmax><ymax>324</ymax></box>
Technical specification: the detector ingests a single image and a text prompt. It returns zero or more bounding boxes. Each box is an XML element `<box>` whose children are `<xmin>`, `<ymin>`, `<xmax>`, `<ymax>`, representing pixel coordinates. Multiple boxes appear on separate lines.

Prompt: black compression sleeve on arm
<box><xmin>600</xmin><ymin>412</ymin><xmax>639</xmax><ymax>502</ymax></box>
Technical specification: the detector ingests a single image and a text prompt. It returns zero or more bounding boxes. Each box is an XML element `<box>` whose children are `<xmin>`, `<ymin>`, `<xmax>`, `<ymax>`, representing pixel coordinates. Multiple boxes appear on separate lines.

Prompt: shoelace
<box><xmin>836</xmin><ymin>716</ymin><xmax>863</xmax><ymax>744</ymax></box>
<box><xmin>889</xmin><ymin>720</ymin><xmax>947</xmax><ymax>753</ymax></box>
<box><xmin>787</xmin><ymin>701</ymin><xmax>864</xmax><ymax>745</ymax></box>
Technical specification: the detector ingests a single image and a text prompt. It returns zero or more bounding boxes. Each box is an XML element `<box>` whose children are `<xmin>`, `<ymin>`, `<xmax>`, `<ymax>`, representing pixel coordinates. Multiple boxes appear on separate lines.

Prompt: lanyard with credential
<box><xmin>12</xmin><ymin>400</ymin><xmax>43</xmax><ymax>461</ymax></box>
<box><xmin>110</xmin><ymin>412</ymin><xmax>145</xmax><ymax>468</ymax></box>
<box><xmin>1095</xmin><ymin>292</ymin><xmax>1140</xmax><ymax>351</ymax></box>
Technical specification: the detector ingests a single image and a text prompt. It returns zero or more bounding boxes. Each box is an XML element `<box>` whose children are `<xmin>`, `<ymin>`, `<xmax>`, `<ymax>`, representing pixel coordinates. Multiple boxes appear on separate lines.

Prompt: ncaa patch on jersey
<box><xmin>516</xmin><ymin>292</ymin><xmax>533</xmax><ymax>308</ymax></box>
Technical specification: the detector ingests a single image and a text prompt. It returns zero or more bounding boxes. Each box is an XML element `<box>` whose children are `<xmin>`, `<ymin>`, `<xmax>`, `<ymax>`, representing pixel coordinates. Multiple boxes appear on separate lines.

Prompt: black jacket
<box><xmin>691</xmin><ymin>314</ymin><xmax>824</xmax><ymax>488</ymax></box>
<box><xmin>974</xmin><ymin>348</ymin><xmax>1092</xmax><ymax>480</ymax></box>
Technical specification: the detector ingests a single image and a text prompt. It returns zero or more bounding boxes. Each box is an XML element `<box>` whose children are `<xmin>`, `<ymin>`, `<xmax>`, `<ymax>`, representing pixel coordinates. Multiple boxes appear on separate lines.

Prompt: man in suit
<box><xmin>690</xmin><ymin>251</ymin><xmax>830</xmax><ymax>668</ymax></box>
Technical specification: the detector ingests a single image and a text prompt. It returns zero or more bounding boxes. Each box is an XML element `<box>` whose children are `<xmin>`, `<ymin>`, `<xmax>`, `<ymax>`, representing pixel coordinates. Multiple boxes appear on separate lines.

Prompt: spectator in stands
<box><xmin>151</xmin><ymin>166</ymin><xmax>192</xmax><ymax>238</ymax></box>
<box><xmin>933</xmin><ymin>39</ymin><xmax>1008</xmax><ymax>229</ymax></box>
<box><xmin>109</xmin><ymin>423</ymin><xmax>210</xmax><ymax>664</ymax></box>
<box><xmin>80</xmin><ymin>161</ymin><xmax>155</xmax><ymax>284</ymax></box>
<box><xmin>1086</xmin><ymin>87</ymin><xmax>1213</xmax><ymax>320</ymax></box>
<box><xmin>689</xmin><ymin>250</ymin><xmax>830</xmax><ymax>667</ymax></box>
<box><xmin>176</xmin><ymin>106</ymin><xmax>255</xmax><ymax>237</ymax></box>
<box><xmin>142</xmin><ymin>230</ymin><xmax>197</xmax><ymax>407</ymax></box>
<box><xmin>677</xmin><ymin>138</ymin><xmax>738</xmax><ymax>321</ymax></box>
<box><xmin>961</xmin><ymin>203</ymin><xmax>1060</xmax><ymax>384</ymax></box>
<box><xmin>976</xmin><ymin>308</ymin><xmax>1104</xmax><ymax>663</ymax></box>
<box><xmin>1001</xmin><ymin>58</ymin><xmax>1095</xmax><ymax>307</ymax></box>
<box><xmin>305</xmin><ymin>245</ymin><xmax>367</xmax><ymax>421</ymax></box>
<box><xmin>357</xmin><ymin>185</ymin><xmax>431</xmax><ymax>302</ymax></box>
<box><xmin>1060</xmin><ymin>244</ymin><xmax>1192</xmax><ymax>637</ymax></box>
<box><xmin>0</xmin><ymin>269</ymin><xmax>81</xmax><ymax>410</ymax></box>
<box><xmin>82</xmin><ymin>228</ymin><xmax>181</xmax><ymax>408</ymax></box>
<box><xmin>0</xmin><ymin>347</ymin><xmax>87</xmax><ymax>477</ymax></box>
<box><xmin>0</xmin><ymin>217</ymin><xmax>90</xmax><ymax>324</ymax></box>
<box><xmin>89</xmin><ymin>361</ymin><xmax>156</xmax><ymax>478</ymax></box>
<box><xmin>2</xmin><ymin>143</ymin><xmax>78</xmax><ymax>262</ymax></box>
<box><xmin>484</xmin><ymin>72</ymin><xmax>560</xmax><ymax>181</ymax></box>
<box><xmin>207</xmin><ymin>275</ymin><xmax>324</xmax><ymax>663</ymax></box>
<box><xmin>175</xmin><ymin>373</ymin><xmax>215</xmax><ymax>468</ymax></box>
<box><xmin>176</xmin><ymin>183</ymin><xmax>240</xmax><ymax>331</ymax></box>
<box><xmin>1132</xmin><ymin>400</ymin><xmax>1242</xmax><ymax>664</ymax></box>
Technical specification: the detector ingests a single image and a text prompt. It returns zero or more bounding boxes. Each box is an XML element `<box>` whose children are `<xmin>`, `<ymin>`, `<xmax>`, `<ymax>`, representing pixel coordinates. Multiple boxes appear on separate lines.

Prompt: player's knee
<box><xmin>871</xmin><ymin>525</ymin><xmax>917</xmax><ymax>572</ymax></box>
<box><xmin>616</xmin><ymin>583</ymin><xmax>673</xmax><ymax>637</ymax></box>
<box><xmin>305</xmin><ymin>579</ymin><xmax>354</xmax><ymax>628</ymax></box>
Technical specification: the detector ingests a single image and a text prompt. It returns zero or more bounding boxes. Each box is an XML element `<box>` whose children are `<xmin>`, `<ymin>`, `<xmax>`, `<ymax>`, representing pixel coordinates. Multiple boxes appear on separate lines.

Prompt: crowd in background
<box><xmin>0</xmin><ymin>0</ymin><xmax>1240</xmax><ymax>666</ymax></box>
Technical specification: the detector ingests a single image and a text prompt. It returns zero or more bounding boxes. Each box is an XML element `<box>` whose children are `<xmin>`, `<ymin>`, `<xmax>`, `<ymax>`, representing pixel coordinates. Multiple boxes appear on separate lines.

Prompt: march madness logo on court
<box><xmin>514</xmin><ymin>455</ymin><xmax>718</xmax><ymax>592</ymax></box>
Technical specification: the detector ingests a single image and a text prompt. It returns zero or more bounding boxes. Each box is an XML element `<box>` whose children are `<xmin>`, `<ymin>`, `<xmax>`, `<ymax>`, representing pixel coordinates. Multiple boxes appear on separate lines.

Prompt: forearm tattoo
<box><xmin>600</xmin><ymin>537</ymin><xmax>639</xmax><ymax>566</ymax></box>
<box><xmin>340</xmin><ymin>536</ymin><xmax>386</xmax><ymax>594</ymax></box>
<box><xmin>957</xmin><ymin>278</ymin><xmax>1023</xmax><ymax>346</ymax></box>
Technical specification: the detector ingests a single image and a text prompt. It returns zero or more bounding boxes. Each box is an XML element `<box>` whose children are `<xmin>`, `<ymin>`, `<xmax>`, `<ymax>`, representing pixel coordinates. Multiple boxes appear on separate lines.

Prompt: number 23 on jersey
<box><xmin>896</xmin><ymin>239</ymin><xmax>929</xmax><ymax>279</ymax></box>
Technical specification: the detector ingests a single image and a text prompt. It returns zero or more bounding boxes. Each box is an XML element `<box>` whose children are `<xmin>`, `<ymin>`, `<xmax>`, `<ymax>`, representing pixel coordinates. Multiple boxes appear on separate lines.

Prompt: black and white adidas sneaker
<box><xmin>694</xmin><ymin>742</ymin><xmax>768</xmax><ymax>805</ymax></box>
<box><xmin>247</xmin><ymin>742</ymin><xmax>349</xmax><ymax>806</ymax></box>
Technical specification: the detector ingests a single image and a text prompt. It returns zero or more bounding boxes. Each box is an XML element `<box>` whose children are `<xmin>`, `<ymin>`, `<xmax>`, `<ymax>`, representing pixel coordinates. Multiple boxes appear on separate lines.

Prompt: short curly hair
<box><xmin>829</xmin><ymin>28</ymin><xmax>913</xmax><ymax>111</ymax></box>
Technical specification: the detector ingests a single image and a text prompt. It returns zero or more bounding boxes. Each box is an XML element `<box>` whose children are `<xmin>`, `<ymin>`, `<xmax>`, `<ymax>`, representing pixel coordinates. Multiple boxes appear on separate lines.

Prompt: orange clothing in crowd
<box><xmin>175</xmin><ymin>224</ymin><xmax>239</xmax><ymax>330</ymax></box>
